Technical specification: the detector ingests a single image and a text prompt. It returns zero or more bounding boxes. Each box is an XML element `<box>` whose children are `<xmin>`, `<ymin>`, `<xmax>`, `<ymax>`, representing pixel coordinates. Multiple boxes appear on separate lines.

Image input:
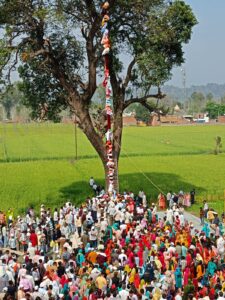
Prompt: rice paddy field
<box><xmin>0</xmin><ymin>123</ymin><xmax>225</xmax><ymax>214</ymax></box>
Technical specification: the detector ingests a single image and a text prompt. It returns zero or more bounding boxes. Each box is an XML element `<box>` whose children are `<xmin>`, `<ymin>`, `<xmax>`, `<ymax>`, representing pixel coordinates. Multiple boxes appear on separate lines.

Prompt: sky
<box><xmin>167</xmin><ymin>0</ymin><xmax>225</xmax><ymax>87</ymax></box>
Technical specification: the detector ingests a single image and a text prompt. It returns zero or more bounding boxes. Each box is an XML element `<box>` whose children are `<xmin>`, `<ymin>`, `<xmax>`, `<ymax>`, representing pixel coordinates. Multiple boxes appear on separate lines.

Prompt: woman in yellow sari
<box><xmin>153</xmin><ymin>287</ymin><xmax>162</xmax><ymax>300</ymax></box>
<box><xmin>129</xmin><ymin>267</ymin><xmax>136</xmax><ymax>284</ymax></box>
<box><xmin>196</xmin><ymin>261</ymin><xmax>204</xmax><ymax>279</ymax></box>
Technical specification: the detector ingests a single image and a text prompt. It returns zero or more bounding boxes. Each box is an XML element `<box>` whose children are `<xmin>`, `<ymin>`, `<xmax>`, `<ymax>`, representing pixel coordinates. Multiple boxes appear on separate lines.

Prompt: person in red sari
<box><xmin>196</xmin><ymin>240</ymin><xmax>204</xmax><ymax>257</ymax></box>
<box><xmin>30</xmin><ymin>230</ymin><xmax>38</xmax><ymax>247</ymax></box>
<box><xmin>186</xmin><ymin>250</ymin><xmax>192</xmax><ymax>267</ymax></box>
<box><xmin>192</xmin><ymin>277</ymin><xmax>199</xmax><ymax>293</ymax></box>
<box><xmin>175</xmin><ymin>216</ymin><xmax>181</xmax><ymax>231</ymax></box>
<box><xmin>137</xmin><ymin>248</ymin><xmax>144</xmax><ymax>267</ymax></box>
<box><xmin>60</xmin><ymin>273</ymin><xmax>69</xmax><ymax>288</ymax></box>
<box><xmin>158</xmin><ymin>251</ymin><xmax>166</xmax><ymax>271</ymax></box>
<box><xmin>127</xmin><ymin>248</ymin><xmax>135</xmax><ymax>269</ymax></box>
<box><xmin>133</xmin><ymin>272</ymin><xmax>140</xmax><ymax>289</ymax></box>
<box><xmin>105</xmin><ymin>242</ymin><xmax>112</xmax><ymax>263</ymax></box>
<box><xmin>203</xmin><ymin>246</ymin><xmax>211</xmax><ymax>264</ymax></box>
<box><xmin>142</xmin><ymin>235</ymin><xmax>151</xmax><ymax>249</ymax></box>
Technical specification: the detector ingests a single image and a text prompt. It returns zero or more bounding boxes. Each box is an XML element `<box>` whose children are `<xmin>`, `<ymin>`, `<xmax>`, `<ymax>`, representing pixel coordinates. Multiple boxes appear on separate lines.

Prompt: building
<box><xmin>218</xmin><ymin>116</ymin><xmax>225</xmax><ymax>123</ymax></box>
<box><xmin>150</xmin><ymin>114</ymin><xmax>190</xmax><ymax>126</ymax></box>
<box><xmin>123</xmin><ymin>113</ymin><xmax>137</xmax><ymax>126</ymax></box>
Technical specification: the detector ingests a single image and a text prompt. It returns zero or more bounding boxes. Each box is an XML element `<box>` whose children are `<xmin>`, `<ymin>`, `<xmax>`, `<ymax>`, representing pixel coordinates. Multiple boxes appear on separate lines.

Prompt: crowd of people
<box><xmin>0</xmin><ymin>186</ymin><xmax>225</xmax><ymax>300</ymax></box>
<box><xmin>89</xmin><ymin>178</ymin><xmax>195</xmax><ymax>211</ymax></box>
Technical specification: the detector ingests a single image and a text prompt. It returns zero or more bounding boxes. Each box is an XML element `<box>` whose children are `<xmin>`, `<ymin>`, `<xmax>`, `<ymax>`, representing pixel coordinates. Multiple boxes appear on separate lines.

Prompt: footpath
<box><xmin>158</xmin><ymin>210</ymin><xmax>202</xmax><ymax>231</ymax></box>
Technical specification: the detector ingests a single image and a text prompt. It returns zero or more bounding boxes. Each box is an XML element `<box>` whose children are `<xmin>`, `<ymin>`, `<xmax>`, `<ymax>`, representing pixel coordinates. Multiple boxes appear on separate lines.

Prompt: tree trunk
<box><xmin>70</xmin><ymin>95</ymin><xmax>124</xmax><ymax>193</ymax></box>
<box><xmin>112</xmin><ymin>103</ymin><xmax>124</xmax><ymax>192</ymax></box>
<box><xmin>81</xmin><ymin>106</ymin><xmax>123</xmax><ymax>193</ymax></box>
<box><xmin>71</xmin><ymin>100</ymin><xmax>107</xmax><ymax>163</ymax></box>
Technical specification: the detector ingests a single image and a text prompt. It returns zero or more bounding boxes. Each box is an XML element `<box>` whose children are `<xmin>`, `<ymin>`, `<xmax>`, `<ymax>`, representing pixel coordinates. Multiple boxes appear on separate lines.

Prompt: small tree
<box><xmin>214</xmin><ymin>136</ymin><xmax>222</xmax><ymax>155</ymax></box>
<box><xmin>188</xmin><ymin>92</ymin><xmax>206</xmax><ymax>114</ymax></box>
<box><xmin>135</xmin><ymin>104</ymin><xmax>150</xmax><ymax>125</ymax></box>
<box><xmin>0</xmin><ymin>83</ymin><xmax>24</xmax><ymax>119</ymax></box>
<box><xmin>206</xmin><ymin>102</ymin><xmax>225</xmax><ymax>119</ymax></box>
<box><xmin>135</xmin><ymin>100</ymin><xmax>168</xmax><ymax>125</ymax></box>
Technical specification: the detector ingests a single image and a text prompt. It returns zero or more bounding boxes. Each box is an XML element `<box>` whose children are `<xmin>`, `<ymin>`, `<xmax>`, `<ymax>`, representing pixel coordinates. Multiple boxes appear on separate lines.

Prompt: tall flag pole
<box><xmin>101</xmin><ymin>1</ymin><xmax>114</xmax><ymax>193</ymax></box>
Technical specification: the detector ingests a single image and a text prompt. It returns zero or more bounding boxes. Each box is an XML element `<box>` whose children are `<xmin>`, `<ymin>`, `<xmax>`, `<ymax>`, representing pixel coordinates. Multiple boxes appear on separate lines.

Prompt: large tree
<box><xmin>0</xmin><ymin>0</ymin><xmax>197</xmax><ymax>189</ymax></box>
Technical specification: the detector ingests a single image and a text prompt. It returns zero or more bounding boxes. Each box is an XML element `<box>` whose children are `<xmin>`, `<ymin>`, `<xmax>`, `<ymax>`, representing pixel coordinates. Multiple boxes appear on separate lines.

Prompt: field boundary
<box><xmin>0</xmin><ymin>149</ymin><xmax>223</xmax><ymax>164</ymax></box>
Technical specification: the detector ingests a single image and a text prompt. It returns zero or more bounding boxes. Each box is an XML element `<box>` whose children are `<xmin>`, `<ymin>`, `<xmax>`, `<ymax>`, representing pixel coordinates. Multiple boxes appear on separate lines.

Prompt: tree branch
<box><xmin>141</xmin><ymin>101</ymin><xmax>157</xmax><ymax>112</ymax></box>
<box><xmin>122</xmin><ymin>58</ymin><xmax>135</xmax><ymax>91</ymax></box>
<box><xmin>123</xmin><ymin>91</ymin><xmax>165</xmax><ymax>110</ymax></box>
<box><xmin>28</xmin><ymin>48</ymin><xmax>49</xmax><ymax>59</ymax></box>
<box><xmin>82</xmin><ymin>1</ymin><xmax>101</xmax><ymax>103</ymax></box>
<box><xmin>6</xmin><ymin>49</ymin><xmax>20</xmax><ymax>83</ymax></box>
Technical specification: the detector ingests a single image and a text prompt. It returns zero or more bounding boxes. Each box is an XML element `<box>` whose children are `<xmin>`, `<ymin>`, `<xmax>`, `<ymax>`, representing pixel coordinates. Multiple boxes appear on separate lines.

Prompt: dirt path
<box><xmin>157</xmin><ymin>210</ymin><xmax>202</xmax><ymax>231</ymax></box>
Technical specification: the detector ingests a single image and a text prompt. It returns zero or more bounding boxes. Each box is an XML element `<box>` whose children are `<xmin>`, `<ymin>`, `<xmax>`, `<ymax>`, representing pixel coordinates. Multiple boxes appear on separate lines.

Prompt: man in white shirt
<box><xmin>217</xmin><ymin>236</ymin><xmax>225</xmax><ymax>257</ymax></box>
<box><xmin>174</xmin><ymin>290</ymin><xmax>183</xmax><ymax>300</ymax></box>
<box><xmin>90</xmin><ymin>267</ymin><xmax>101</xmax><ymax>281</ymax></box>
<box><xmin>118</xmin><ymin>284</ymin><xmax>129</xmax><ymax>299</ymax></box>
<box><xmin>18</xmin><ymin>265</ymin><xmax>27</xmax><ymax>281</ymax></box>
<box><xmin>89</xmin><ymin>226</ymin><xmax>98</xmax><ymax>248</ymax></box>
<box><xmin>118</xmin><ymin>250</ymin><xmax>127</xmax><ymax>266</ymax></box>
<box><xmin>53</xmin><ymin>209</ymin><xmax>58</xmax><ymax>223</ymax></box>
<box><xmin>142</xmin><ymin>193</ymin><xmax>147</xmax><ymax>208</ymax></box>
<box><xmin>166</xmin><ymin>191</ymin><xmax>172</xmax><ymax>204</ymax></box>
<box><xmin>166</xmin><ymin>208</ymin><xmax>173</xmax><ymax>224</ymax></box>
<box><xmin>89</xmin><ymin>177</ymin><xmax>95</xmax><ymax>187</ymax></box>
<box><xmin>5</xmin><ymin>266</ymin><xmax>15</xmax><ymax>284</ymax></box>
<box><xmin>179</xmin><ymin>213</ymin><xmax>185</xmax><ymax>227</ymax></box>
<box><xmin>203</xmin><ymin>200</ymin><xmax>209</xmax><ymax>217</ymax></box>
<box><xmin>114</xmin><ymin>208</ymin><xmax>122</xmax><ymax>224</ymax></box>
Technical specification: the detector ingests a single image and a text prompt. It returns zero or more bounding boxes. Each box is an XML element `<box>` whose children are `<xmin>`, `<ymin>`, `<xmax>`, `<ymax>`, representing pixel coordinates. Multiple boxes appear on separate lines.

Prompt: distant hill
<box><xmin>160</xmin><ymin>83</ymin><xmax>225</xmax><ymax>101</ymax></box>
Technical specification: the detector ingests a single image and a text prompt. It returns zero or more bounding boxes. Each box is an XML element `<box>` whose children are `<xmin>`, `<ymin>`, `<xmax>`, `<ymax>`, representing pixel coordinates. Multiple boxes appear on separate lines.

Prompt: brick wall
<box><xmin>123</xmin><ymin>116</ymin><xmax>137</xmax><ymax>126</ymax></box>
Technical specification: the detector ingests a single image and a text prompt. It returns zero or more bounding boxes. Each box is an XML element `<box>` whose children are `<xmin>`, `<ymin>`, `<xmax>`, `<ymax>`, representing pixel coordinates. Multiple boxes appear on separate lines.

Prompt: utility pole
<box><xmin>74</xmin><ymin>114</ymin><xmax>78</xmax><ymax>160</ymax></box>
<box><xmin>181</xmin><ymin>67</ymin><xmax>187</xmax><ymax>111</ymax></box>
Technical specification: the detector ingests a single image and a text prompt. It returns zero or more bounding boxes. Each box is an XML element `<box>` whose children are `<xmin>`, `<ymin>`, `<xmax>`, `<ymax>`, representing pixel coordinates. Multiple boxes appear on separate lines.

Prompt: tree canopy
<box><xmin>205</xmin><ymin>102</ymin><xmax>225</xmax><ymax>119</ymax></box>
<box><xmin>0</xmin><ymin>0</ymin><xmax>197</xmax><ymax>118</ymax></box>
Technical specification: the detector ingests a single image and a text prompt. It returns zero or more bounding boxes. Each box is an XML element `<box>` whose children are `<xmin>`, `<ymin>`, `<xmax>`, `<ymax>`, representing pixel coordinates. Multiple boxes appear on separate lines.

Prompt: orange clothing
<box><xmin>196</xmin><ymin>264</ymin><xmax>204</xmax><ymax>279</ymax></box>
<box><xmin>87</xmin><ymin>251</ymin><xmax>98</xmax><ymax>264</ymax></box>
<box><xmin>158</xmin><ymin>194</ymin><xmax>166</xmax><ymax>210</ymax></box>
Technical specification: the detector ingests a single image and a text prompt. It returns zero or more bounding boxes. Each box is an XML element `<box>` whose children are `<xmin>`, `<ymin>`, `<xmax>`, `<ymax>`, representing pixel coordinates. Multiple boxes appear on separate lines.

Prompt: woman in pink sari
<box><xmin>183</xmin><ymin>266</ymin><xmax>190</xmax><ymax>285</ymax></box>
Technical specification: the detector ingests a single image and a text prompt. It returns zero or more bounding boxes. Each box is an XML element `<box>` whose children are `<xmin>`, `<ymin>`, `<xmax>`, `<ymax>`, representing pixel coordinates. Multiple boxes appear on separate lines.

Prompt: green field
<box><xmin>0</xmin><ymin>123</ymin><xmax>225</xmax><ymax>214</ymax></box>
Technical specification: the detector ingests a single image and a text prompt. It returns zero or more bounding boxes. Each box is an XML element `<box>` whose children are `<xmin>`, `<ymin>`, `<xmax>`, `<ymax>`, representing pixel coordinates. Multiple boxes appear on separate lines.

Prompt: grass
<box><xmin>0</xmin><ymin>123</ymin><xmax>225</xmax><ymax>214</ymax></box>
